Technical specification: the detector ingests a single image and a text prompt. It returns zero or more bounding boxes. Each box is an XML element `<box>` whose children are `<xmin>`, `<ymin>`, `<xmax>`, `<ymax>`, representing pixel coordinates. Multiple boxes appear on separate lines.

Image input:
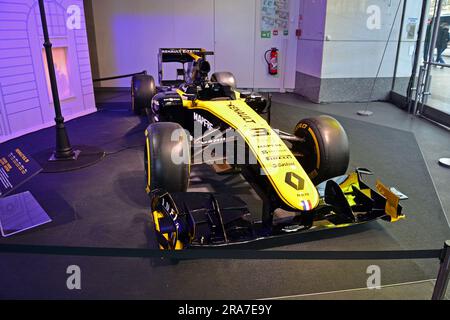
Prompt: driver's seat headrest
<box><xmin>198</xmin><ymin>60</ymin><xmax>211</xmax><ymax>75</ymax></box>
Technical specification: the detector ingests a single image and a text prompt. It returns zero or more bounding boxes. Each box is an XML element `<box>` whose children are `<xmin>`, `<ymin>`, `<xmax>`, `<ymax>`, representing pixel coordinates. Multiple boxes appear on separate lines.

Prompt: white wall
<box><xmin>254</xmin><ymin>0</ymin><xmax>300</xmax><ymax>90</ymax></box>
<box><xmin>214</xmin><ymin>0</ymin><xmax>256</xmax><ymax>88</ymax></box>
<box><xmin>0</xmin><ymin>0</ymin><xmax>96</xmax><ymax>143</ymax></box>
<box><xmin>322</xmin><ymin>0</ymin><xmax>422</xmax><ymax>79</ymax></box>
<box><xmin>91</xmin><ymin>0</ymin><xmax>299</xmax><ymax>90</ymax></box>
<box><xmin>296</xmin><ymin>0</ymin><xmax>327</xmax><ymax>78</ymax></box>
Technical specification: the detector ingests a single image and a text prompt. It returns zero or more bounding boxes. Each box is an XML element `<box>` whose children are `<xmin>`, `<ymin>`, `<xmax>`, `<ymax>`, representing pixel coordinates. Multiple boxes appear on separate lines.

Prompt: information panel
<box><xmin>0</xmin><ymin>191</ymin><xmax>51</xmax><ymax>237</ymax></box>
<box><xmin>261</xmin><ymin>0</ymin><xmax>290</xmax><ymax>38</ymax></box>
<box><xmin>0</xmin><ymin>148</ymin><xmax>42</xmax><ymax>198</ymax></box>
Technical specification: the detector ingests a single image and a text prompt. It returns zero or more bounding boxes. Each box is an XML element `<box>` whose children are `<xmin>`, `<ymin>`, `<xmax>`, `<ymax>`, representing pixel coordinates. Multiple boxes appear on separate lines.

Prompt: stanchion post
<box><xmin>432</xmin><ymin>241</ymin><xmax>450</xmax><ymax>300</ymax></box>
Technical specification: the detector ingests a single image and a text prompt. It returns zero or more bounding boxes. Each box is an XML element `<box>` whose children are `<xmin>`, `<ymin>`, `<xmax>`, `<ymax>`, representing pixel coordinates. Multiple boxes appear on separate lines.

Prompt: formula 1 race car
<box><xmin>132</xmin><ymin>48</ymin><xmax>405</xmax><ymax>250</ymax></box>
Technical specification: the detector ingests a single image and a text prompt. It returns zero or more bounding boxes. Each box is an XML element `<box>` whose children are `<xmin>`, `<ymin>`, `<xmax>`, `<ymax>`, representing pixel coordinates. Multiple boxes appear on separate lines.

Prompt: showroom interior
<box><xmin>0</xmin><ymin>0</ymin><xmax>450</xmax><ymax>300</ymax></box>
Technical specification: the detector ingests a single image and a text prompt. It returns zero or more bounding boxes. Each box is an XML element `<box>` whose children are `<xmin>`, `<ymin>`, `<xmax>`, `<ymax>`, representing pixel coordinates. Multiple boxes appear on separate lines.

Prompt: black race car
<box><xmin>131</xmin><ymin>48</ymin><xmax>405</xmax><ymax>250</ymax></box>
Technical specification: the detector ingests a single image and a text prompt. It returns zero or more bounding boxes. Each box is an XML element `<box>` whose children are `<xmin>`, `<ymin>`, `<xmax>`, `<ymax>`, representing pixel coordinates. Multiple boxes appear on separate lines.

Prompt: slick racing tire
<box><xmin>131</xmin><ymin>74</ymin><xmax>156</xmax><ymax>115</ymax></box>
<box><xmin>211</xmin><ymin>72</ymin><xmax>237</xmax><ymax>89</ymax></box>
<box><xmin>145</xmin><ymin>122</ymin><xmax>191</xmax><ymax>193</ymax></box>
<box><xmin>292</xmin><ymin>115</ymin><xmax>350</xmax><ymax>185</ymax></box>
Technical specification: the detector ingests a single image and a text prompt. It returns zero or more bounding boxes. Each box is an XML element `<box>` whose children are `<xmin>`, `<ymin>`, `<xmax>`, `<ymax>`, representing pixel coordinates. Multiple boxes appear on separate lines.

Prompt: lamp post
<box><xmin>38</xmin><ymin>0</ymin><xmax>78</xmax><ymax>161</ymax></box>
<box><xmin>36</xmin><ymin>0</ymin><xmax>104</xmax><ymax>173</ymax></box>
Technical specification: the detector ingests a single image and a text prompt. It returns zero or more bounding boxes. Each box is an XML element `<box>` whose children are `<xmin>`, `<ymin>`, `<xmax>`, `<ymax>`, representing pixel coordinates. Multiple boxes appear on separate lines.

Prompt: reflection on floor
<box><xmin>263</xmin><ymin>280</ymin><xmax>450</xmax><ymax>300</ymax></box>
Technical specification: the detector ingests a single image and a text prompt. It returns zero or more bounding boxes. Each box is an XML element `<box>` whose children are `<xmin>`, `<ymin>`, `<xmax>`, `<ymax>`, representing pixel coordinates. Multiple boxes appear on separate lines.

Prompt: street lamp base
<box><xmin>49</xmin><ymin>150</ymin><xmax>81</xmax><ymax>162</ymax></box>
<box><xmin>35</xmin><ymin>146</ymin><xmax>105</xmax><ymax>173</ymax></box>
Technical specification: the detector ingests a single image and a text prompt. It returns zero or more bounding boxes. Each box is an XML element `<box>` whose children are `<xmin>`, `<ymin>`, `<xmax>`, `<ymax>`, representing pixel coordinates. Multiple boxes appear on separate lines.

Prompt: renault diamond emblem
<box><xmin>285</xmin><ymin>172</ymin><xmax>305</xmax><ymax>191</ymax></box>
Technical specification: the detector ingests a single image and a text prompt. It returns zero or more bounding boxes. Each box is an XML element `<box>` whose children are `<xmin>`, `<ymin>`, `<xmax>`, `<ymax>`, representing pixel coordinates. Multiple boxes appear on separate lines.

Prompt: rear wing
<box><xmin>159</xmin><ymin>48</ymin><xmax>213</xmax><ymax>63</ymax></box>
<box><xmin>158</xmin><ymin>48</ymin><xmax>214</xmax><ymax>87</ymax></box>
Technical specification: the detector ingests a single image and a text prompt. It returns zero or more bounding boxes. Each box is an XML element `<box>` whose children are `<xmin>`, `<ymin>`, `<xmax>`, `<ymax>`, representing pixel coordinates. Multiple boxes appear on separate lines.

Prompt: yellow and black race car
<box><xmin>132</xmin><ymin>48</ymin><xmax>405</xmax><ymax>250</ymax></box>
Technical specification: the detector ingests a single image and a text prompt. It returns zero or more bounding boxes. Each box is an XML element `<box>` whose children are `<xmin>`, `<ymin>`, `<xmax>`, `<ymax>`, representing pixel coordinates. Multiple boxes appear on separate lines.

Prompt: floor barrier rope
<box><xmin>1</xmin><ymin>242</ymin><xmax>448</xmax><ymax>300</ymax></box>
<box><xmin>0</xmin><ymin>243</ymin><xmax>442</xmax><ymax>261</ymax></box>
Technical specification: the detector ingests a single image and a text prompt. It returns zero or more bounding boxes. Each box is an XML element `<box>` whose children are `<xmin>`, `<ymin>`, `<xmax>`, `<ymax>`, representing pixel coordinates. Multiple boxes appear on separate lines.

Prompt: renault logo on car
<box><xmin>285</xmin><ymin>172</ymin><xmax>305</xmax><ymax>191</ymax></box>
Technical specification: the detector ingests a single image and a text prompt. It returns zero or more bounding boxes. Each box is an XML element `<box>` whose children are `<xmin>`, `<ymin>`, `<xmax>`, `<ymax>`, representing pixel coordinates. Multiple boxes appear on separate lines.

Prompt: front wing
<box><xmin>150</xmin><ymin>169</ymin><xmax>405</xmax><ymax>250</ymax></box>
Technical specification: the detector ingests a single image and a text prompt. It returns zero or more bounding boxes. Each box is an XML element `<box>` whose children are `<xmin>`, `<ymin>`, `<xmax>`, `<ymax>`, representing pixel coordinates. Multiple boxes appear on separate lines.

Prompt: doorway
<box><xmin>396</xmin><ymin>0</ymin><xmax>450</xmax><ymax>127</ymax></box>
<box><xmin>214</xmin><ymin>0</ymin><xmax>256</xmax><ymax>89</ymax></box>
<box><xmin>422</xmin><ymin>0</ymin><xmax>450</xmax><ymax>121</ymax></box>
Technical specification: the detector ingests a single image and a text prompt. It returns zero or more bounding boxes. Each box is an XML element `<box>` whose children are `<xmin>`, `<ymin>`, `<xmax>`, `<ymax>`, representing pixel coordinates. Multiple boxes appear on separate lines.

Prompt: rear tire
<box><xmin>132</xmin><ymin>74</ymin><xmax>156</xmax><ymax>115</ymax></box>
<box><xmin>145</xmin><ymin>122</ymin><xmax>191</xmax><ymax>193</ymax></box>
<box><xmin>292</xmin><ymin>116</ymin><xmax>350</xmax><ymax>185</ymax></box>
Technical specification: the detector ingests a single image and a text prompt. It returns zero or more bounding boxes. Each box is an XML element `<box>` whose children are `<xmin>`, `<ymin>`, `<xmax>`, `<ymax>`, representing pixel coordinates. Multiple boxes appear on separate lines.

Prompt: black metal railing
<box><xmin>93</xmin><ymin>70</ymin><xmax>147</xmax><ymax>83</ymax></box>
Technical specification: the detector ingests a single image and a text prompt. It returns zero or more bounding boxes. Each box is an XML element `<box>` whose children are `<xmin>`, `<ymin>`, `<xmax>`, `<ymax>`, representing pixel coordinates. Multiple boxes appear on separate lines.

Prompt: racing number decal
<box><xmin>251</xmin><ymin>128</ymin><xmax>270</xmax><ymax>137</ymax></box>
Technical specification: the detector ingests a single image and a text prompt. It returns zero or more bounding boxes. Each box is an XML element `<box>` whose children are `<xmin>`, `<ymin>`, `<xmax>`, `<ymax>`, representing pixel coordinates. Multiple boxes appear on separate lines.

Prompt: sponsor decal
<box><xmin>266</xmin><ymin>155</ymin><xmax>293</xmax><ymax>161</ymax></box>
<box><xmin>228</xmin><ymin>104</ymin><xmax>257</xmax><ymax>124</ymax></box>
<box><xmin>161</xmin><ymin>48</ymin><xmax>202</xmax><ymax>55</ymax></box>
<box><xmin>193</xmin><ymin>112</ymin><xmax>214</xmax><ymax>130</ymax></box>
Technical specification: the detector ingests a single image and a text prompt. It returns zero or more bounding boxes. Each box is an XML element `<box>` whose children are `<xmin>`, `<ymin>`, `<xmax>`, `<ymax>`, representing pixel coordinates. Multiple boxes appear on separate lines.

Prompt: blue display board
<box><xmin>0</xmin><ymin>148</ymin><xmax>42</xmax><ymax>198</ymax></box>
<box><xmin>0</xmin><ymin>191</ymin><xmax>51</xmax><ymax>237</ymax></box>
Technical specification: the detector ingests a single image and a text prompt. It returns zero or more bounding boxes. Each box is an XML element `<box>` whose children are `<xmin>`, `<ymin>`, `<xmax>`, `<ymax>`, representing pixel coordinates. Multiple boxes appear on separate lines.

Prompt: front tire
<box><xmin>292</xmin><ymin>116</ymin><xmax>350</xmax><ymax>185</ymax></box>
<box><xmin>132</xmin><ymin>74</ymin><xmax>156</xmax><ymax>115</ymax></box>
<box><xmin>145</xmin><ymin>122</ymin><xmax>191</xmax><ymax>193</ymax></box>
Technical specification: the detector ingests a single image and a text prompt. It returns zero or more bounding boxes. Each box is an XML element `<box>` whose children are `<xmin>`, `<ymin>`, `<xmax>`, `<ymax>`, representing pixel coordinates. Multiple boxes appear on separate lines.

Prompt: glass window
<box><xmin>426</xmin><ymin>0</ymin><xmax>450</xmax><ymax>116</ymax></box>
<box><xmin>42</xmin><ymin>47</ymin><xmax>73</xmax><ymax>101</ymax></box>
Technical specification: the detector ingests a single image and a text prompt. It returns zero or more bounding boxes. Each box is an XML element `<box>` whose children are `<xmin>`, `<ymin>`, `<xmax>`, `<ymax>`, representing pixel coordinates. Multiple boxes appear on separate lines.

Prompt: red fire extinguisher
<box><xmin>265</xmin><ymin>48</ymin><xmax>279</xmax><ymax>75</ymax></box>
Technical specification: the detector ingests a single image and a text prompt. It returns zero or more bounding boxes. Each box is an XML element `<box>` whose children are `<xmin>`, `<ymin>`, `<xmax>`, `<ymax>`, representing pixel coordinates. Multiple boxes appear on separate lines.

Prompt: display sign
<box><xmin>406</xmin><ymin>18</ymin><xmax>418</xmax><ymax>40</ymax></box>
<box><xmin>0</xmin><ymin>191</ymin><xmax>51</xmax><ymax>237</ymax></box>
<box><xmin>0</xmin><ymin>148</ymin><xmax>42</xmax><ymax>198</ymax></box>
<box><xmin>261</xmin><ymin>0</ymin><xmax>290</xmax><ymax>39</ymax></box>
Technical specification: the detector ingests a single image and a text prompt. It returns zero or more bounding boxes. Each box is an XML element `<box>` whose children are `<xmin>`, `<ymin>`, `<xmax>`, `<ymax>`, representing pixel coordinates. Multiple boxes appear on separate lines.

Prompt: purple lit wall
<box><xmin>91</xmin><ymin>0</ymin><xmax>215</xmax><ymax>88</ymax></box>
<box><xmin>0</xmin><ymin>0</ymin><xmax>96</xmax><ymax>143</ymax></box>
<box><xmin>90</xmin><ymin>0</ymin><xmax>300</xmax><ymax>90</ymax></box>
<box><xmin>296</xmin><ymin>0</ymin><xmax>327</xmax><ymax>78</ymax></box>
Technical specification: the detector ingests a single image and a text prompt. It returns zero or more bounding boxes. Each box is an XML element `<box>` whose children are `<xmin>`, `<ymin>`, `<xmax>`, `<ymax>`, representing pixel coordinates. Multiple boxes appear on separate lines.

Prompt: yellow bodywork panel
<box><xmin>376</xmin><ymin>180</ymin><xmax>405</xmax><ymax>222</ymax></box>
<box><xmin>182</xmin><ymin>95</ymin><xmax>320</xmax><ymax>212</ymax></box>
<box><xmin>153</xmin><ymin>211</ymin><xmax>184</xmax><ymax>250</ymax></box>
<box><xmin>145</xmin><ymin>130</ymin><xmax>151</xmax><ymax>194</ymax></box>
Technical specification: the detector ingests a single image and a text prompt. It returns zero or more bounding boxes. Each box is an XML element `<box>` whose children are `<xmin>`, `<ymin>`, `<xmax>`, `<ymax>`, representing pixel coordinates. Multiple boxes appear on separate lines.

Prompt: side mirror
<box><xmin>239</xmin><ymin>90</ymin><xmax>252</xmax><ymax>99</ymax></box>
<box><xmin>245</xmin><ymin>93</ymin><xmax>268</xmax><ymax>114</ymax></box>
